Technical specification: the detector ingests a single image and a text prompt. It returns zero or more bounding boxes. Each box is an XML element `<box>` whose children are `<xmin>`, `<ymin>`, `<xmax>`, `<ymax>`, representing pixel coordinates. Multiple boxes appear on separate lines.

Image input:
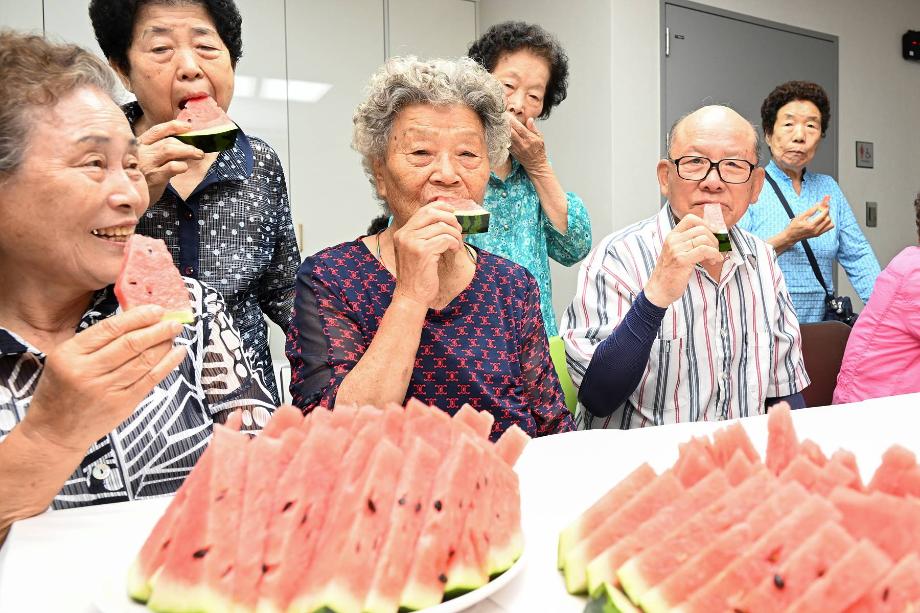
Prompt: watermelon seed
<box><xmin>193</xmin><ymin>548</ymin><xmax>210</xmax><ymax>559</ymax></box>
<box><xmin>773</xmin><ymin>574</ymin><xmax>785</xmax><ymax>589</ymax></box>
<box><xmin>282</xmin><ymin>501</ymin><xmax>294</xmax><ymax>512</ymax></box>
<box><xmin>476</xmin><ymin>482</ymin><xmax>480</xmax><ymax>490</ymax></box>
<box><xmin>161</xmin><ymin>539</ymin><xmax>171</xmax><ymax>550</ymax></box>
<box><xmin>438</xmin><ymin>574</ymin><xmax>448</xmax><ymax>584</ymax></box>
<box><xmin>216</xmin><ymin>493</ymin><xmax>225</xmax><ymax>502</ymax></box>
<box><xmin>398</xmin><ymin>496</ymin><xmax>407</xmax><ymax>506</ymax></box>
<box><xmin>129</xmin><ymin>281</ymin><xmax>138</xmax><ymax>286</ymax></box>
<box><xmin>767</xmin><ymin>547</ymin><xmax>782</xmax><ymax>563</ymax></box>
<box><xmin>220</xmin><ymin>565</ymin><xmax>233</xmax><ymax>579</ymax></box>
<box><xmin>262</xmin><ymin>564</ymin><xmax>270</xmax><ymax>575</ymax></box>
<box><xmin>368</xmin><ymin>499</ymin><xmax>377</xmax><ymax>513</ymax></box>
<box><xmin>414</xmin><ymin>503</ymin><xmax>422</xmax><ymax>513</ymax></box>
<box><xmin>883</xmin><ymin>587</ymin><xmax>890</xmax><ymax>601</ymax></box>
<box><xmin>300</xmin><ymin>512</ymin><xmax>309</xmax><ymax>525</ymax></box>
<box><xmin>816</xmin><ymin>568</ymin><xmax>826</xmax><ymax>577</ymax></box>
<box><xmin>448</xmin><ymin>549</ymin><xmax>455</xmax><ymax>560</ymax></box>
<box><xmin>434</xmin><ymin>500</ymin><xmax>443</xmax><ymax>512</ymax></box>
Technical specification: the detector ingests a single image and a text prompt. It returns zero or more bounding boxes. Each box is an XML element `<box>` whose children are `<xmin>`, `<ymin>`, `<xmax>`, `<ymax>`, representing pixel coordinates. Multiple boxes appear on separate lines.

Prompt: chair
<box><xmin>798</xmin><ymin>321</ymin><xmax>852</xmax><ymax>408</ymax></box>
<box><xmin>549</xmin><ymin>336</ymin><xmax>579</xmax><ymax>414</ymax></box>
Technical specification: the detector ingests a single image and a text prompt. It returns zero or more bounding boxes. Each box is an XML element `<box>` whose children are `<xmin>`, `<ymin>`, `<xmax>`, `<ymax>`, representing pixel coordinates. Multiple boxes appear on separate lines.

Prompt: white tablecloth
<box><xmin>2</xmin><ymin>393</ymin><xmax>918</xmax><ymax>613</ymax></box>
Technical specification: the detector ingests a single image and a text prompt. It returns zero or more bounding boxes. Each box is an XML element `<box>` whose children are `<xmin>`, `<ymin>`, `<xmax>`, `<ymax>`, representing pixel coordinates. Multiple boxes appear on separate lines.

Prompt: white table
<box><xmin>2</xmin><ymin>393</ymin><xmax>918</xmax><ymax>612</ymax></box>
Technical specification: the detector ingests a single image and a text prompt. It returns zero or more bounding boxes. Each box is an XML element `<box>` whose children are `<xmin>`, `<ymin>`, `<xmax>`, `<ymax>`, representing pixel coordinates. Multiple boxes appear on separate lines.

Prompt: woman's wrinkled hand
<box><xmin>509</xmin><ymin>115</ymin><xmax>549</xmax><ymax>174</ymax></box>
<box><xmin>136</xmin><ymin>120</ymin><xmax>205</xmax><ymax>202</ymax></box>
<box><xmin>785</xmin><ymin>196</ymin><xmax>834</xmax><ymax>242</ymax></box>
<box><xmin>391</xmin><ymin>201</ymin><xmax>463</xmax><ymax>309</ymax></box>
<box><xmin>21</xmin><ymin>306</ymin><xmax>187</xmax><ymax>453</ymax></box>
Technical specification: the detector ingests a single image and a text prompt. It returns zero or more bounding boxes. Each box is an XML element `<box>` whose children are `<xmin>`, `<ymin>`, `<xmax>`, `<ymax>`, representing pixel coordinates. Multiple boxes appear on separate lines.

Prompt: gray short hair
<box><xmin>666</xmin><ymin>105</ymin><xmax>762</xmax><ymax>165</ymax></box>
<box><xmin>352</xmin><ymin>56</ymin><xmax>510</xmax><ymax>203</ymax></box>
<box><xmin>0</xmin><ymin>30</ymin><xmax>118</xmax><ymax>180</ymax></box>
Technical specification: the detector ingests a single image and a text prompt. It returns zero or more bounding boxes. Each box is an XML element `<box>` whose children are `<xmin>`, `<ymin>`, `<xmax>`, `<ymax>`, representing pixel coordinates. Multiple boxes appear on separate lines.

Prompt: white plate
<box><xmin>94</xmin><ymin>549</ymin><xmax>526</xmax><ymax>613</ymax></box>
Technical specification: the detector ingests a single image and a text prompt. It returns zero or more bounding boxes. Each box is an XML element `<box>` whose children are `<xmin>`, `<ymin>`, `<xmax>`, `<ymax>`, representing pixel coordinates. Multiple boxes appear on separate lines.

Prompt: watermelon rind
<box><xmin>443</xmin><ymin>566</ymin><xmax>488</xmax><ymax>601</ymax></box>
<box><xmin>126</xmin><ymin>561</ymin><xmax>150</xmax><ymax>603</ymax></box>
<box><xmin>174</xmin><ymin>123</ymin><xmax>239</xmax><ymax>153</ymax></box>
<box><xmin>585</xmin><ymin>582</ymin><xmax>640</xmax><ymax>613</ymax></box>
<box><xmin>146</xmin><ymin>579</ymin><xmax>233</xmax><ymax>613</ymax></box>
<box><xmin>615</xmin><ymin>559</ymin><xmax>651</xmax><ymax>606</ymax></box>
<box><xmin>455</xmin><ymin>210</ymin><xmax>489</xmax><ymax>234</ymax></box>
<box><xmin>488</xmin><ymin>535</ymin><xmax>523</xmax><ymax>578</ymax></box>
<box><xmin>161</xmin><ymin>309</ymin><xmax>195</xmax><ymax>324</ymax></box>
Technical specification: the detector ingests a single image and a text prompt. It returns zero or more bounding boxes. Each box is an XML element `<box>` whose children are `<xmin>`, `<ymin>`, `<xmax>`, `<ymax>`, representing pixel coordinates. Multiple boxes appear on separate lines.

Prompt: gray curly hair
<box><xmin>352</xmin><ymin>56</ymin><xmax>510</xmax><ymax>203</ymax></box>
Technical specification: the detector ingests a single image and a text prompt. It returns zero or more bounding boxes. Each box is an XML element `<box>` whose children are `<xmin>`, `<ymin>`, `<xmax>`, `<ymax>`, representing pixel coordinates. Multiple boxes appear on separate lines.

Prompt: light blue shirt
<box><xmin>737</xmin><ymin>160</ymin><xmax>880</xmax><ymax>323</ymax></box>
<box><xmin>466</xmin><ymin>158</ymin><xmax>591</xmax><ymax>336</ymax></box>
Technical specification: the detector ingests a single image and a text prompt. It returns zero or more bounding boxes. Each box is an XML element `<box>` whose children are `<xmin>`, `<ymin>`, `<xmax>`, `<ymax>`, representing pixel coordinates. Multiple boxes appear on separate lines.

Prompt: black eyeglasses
<box><xmin>669</xmin><ymin>156</ymin><xmax>757</xmax><ymax>184</ymax></box>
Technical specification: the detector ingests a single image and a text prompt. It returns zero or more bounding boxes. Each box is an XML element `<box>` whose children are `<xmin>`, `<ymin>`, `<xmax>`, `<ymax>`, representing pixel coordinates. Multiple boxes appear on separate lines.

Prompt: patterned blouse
<box><xmin>0</xmin><ymin>281</ymin><xmax>276</xmax><ymax>510</ymax></box>
<box><xmin>466</xmin><ymin>158</ymin><xmax>592</xmax><ymax>337</ymax></box>
<box><xmin>737</xmin><ymin>160</ymin><xmax>880</xmax><ymax>322</ymax></box>
<box><xmin>285</xmin><ymin>240</ymin><xmax>575</xmax><ymax>440</ymax></box>
<box><xmin>125</xmin><ymin>102</ymin><xmax>300</xmax><ymax>403</ymax></box>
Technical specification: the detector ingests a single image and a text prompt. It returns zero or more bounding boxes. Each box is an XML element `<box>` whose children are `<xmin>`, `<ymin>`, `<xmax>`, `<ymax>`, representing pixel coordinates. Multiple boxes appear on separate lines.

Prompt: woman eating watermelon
<box><xmin>89</xmin><ymin>0</ymin><xmax>299</xmax><ymax>404</ymax></box>
<box><xmin>0</xmin><ymin>33</ymin><xmax>275</xmax><ymax>542</ymax></box>
<box><xmin>286</xmin><ymin>57</ymin><xmax>575</xmax><ymax>440</ymax></box>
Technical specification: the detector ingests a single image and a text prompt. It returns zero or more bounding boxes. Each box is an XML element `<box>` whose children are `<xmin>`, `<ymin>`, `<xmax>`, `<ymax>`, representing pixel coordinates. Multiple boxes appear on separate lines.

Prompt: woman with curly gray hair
<box><xmin>286</xmin><ymin>56</ymin><xmax>574</xmax><ymax>441</ymax></box>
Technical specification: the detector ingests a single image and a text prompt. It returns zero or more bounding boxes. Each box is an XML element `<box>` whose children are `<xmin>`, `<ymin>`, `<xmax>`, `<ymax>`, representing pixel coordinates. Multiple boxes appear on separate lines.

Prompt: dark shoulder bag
<box><xmin>763</xmin><ymin>173</ymin><xmax>858</xmax><ymax>326</ymax></box>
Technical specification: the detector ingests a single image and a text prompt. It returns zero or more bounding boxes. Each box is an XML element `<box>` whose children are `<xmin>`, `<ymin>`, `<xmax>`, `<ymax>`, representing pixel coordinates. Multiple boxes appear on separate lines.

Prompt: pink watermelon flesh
<box><xmin>786</xmin><ymin>539</ymin><xmax>893</xmax><ymax>613</ymax></box>
<box><xmin>145</xmin><ymin>426</ymin><xmax>249</xmax><ymax>612</ymax></box>
<box><xmin>830</xmin><ymin>488</ymin><xmax>920</xmax><ymax>561</ymax></box>
<box><xmin>673</xmin><ymin>438</ymin><xmax>718</xmax><ymax>487</ymax></box>
<box><xmin>256</xmin><ymin>421</ymin><xmax>348</xmax><ymax>612</ymax></box>
<box><xmin>493</xmin><ymin>423</ymin><xmax>530</xmax><ymax>467</ymax></box>
<box><xmin>230</xmin><ymin>428</ymin><xmax>304</xmax><ymax>611</ymax></box>
<box><xmin>736</xmin><ymin>521</ymin><xmax>856</xmax><ymax>613</ymax></box>
<box><xmin>282</xmin><ymin>420</ymin><xmax>385</xmax><ymax>611</ymax></box>
<box><xmin>846</xmin><ymin>551</ymin><xmax>920</xmax><ymax>613</ymax></box>
<box><xmin>115</xmin><ymin>234</ymin><xmax>193</xmax><ymax>323</ymax></box>
<box><xmin>364</xmin><ymin>437</ymin><xmax>442</xmax><ymax>613</ymax></box>
<box><xmin>454</xmin><ymin>403</ymin><xmax>494</xmax><ymax>439</ymax></box>
<box><xmin>640</xmin><ymin>481</ymin><xmax>810</xmax><ymax>612</ymax></box>
<box><xmin>564</xmin><ymin>471</ymin><xmax>684</xmax><ymax>594</ymax></box>
<box><xmin>679</xmin><ymin>494</ymin><xmax>842</xmax><ymax>613</ymax></box>
<box><xmin>176</xmin><ymin>95</ymin><xmax>232</xmax><ymax>130</ymax></box>
<box><xmin>400</xmin><ymin>434</ymin><xmax>484</xmax><ymax>610</ymax></box>
<box><xmin>868</xmin><ymin>444</ymin><xmax>920</xmax><ymax>497</ymax></box>
<box><xmin>766</xmin><ymin>404</ymin><xmax>798</xmax><ymax>475</ymax></box>
<box><xmin>710</xmin><ymin>422</ymin><xmax>759</xmax><ymax>466</ymax></box>
<box><xmin>584</xmin><ymin>469</ymin><xmax>731</xmax><ymax>595</ymax></box>
<box><xmin>310</xmin><ymin>438</ymin><xmax>405</xmax><ymax>613</ymax></box>
<box><xmin>799</xmin><ymin>438</ymin><xmax>828</xmax><ymax>467</ymax></box>
<box><xmin>557</xmin><ymin>463</ymin><xmax>657</xmax><ymax>569</ymax></box>
<box><xmin>724</xmin><ymin>448</ymin><xmax>756</xmax><ymax>485</ymax></box>
<box><xmin>812</xmin><ymin>457</ymin><xmax>863</xmax><ymax>495</ymax></box>
<box><xmin>779</xmin><ymin>454</ymin><xmax>822</xmax><ymax>490</ymax></box>
<box><xmin>260</xmin><ymin>403</ymin><xmax>303</xmax><ymax>437</ymax></box>
<box><xmin>616</xmin><ymin>468</ymin><xmax>775</xmax><ymax>603</ymax></box>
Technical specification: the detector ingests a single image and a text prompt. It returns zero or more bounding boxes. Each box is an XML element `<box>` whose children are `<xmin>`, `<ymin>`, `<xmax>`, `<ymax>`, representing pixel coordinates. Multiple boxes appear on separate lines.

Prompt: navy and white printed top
<box><xmin>0</xmin><ymin>280</ymin><xmax>275</xmax><ymax>510</ymax></box>
<box><xmin>285</xmin><ymin>240</ymin><xmax>575</xmax><ymax>440</ymax></box>
<box><xmin>125</xmin><ymin>102</ymin><xmax>300</xmax><ymax>403</ymax></box>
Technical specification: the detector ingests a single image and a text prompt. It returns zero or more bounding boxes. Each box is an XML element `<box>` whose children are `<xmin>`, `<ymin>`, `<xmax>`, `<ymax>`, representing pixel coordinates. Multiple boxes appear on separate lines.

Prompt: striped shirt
<box><xmin>0</xmin><ymin>280</ymin><xmax>275</xmax><ymax>510</ymax></box>
<box><xmin>560</xmin><ymin>204</ymin><xmax>810</xmax><ymax>429</ymax></box>
<box><xmin>737</xmin><ymin>160</ymin><xmax>880</xmax><ymax>322</ymax></box>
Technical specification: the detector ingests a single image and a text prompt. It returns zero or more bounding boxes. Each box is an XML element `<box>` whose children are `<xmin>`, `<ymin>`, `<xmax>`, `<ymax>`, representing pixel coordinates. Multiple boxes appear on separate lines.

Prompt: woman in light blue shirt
<box><xmin>738</xmin><ymin>81</ymin><xmax>879</xmax><ymax>322</ymax></box>
<box><xmin>466</xmin><ymin>22</ymin><xmax>591</xmax><ymax>337</ymax></box>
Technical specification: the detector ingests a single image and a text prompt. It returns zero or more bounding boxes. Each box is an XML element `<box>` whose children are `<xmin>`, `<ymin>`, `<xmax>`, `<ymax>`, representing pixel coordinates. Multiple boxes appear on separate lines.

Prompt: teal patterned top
<box><xmin>466</xmin><ymin>158</ymin><xmax>591</xmax><ymax>336</ymax></box>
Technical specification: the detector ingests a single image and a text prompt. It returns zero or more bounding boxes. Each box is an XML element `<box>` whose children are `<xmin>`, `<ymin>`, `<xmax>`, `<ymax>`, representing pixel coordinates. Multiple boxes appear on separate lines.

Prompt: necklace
<box><xmin>375</xmin><ymin>229</ymin><xmax>477</xmax><ymax>268</ymax></box>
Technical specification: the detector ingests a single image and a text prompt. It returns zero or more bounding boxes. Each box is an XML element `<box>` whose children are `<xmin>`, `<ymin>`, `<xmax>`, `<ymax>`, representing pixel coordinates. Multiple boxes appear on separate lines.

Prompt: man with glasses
<box><xmin>560</xmin><ymin>105</ymin><xmax>809</xmax><ymax>429</ymax></box>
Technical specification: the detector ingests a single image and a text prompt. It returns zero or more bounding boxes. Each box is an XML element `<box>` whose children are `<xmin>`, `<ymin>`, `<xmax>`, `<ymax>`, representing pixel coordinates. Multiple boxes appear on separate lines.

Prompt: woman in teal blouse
<box><xmin>466</xmin><ymin>21</ymin><xmax>591</xmax><ymax>337</ymax></box>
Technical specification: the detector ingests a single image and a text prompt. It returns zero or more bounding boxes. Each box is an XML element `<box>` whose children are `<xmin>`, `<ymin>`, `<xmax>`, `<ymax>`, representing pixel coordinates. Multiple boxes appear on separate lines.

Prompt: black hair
<box><xmin>88</xmin><ymin>0</ymin><xmax>243</xmax><ymax>74</ymax></box>
<box><xmin>467</xmin><ymin>21</ymin><xmax>568</xmax><ymax>119</ymax></box>
<box><xmin>761</xmin><ymin>80</ymin><xmax>831</xmax><ymax>137</ymax></box>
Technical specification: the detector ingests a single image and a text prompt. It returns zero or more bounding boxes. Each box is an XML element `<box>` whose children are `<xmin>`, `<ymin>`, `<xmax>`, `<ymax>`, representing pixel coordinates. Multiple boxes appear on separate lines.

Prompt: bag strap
<box><xmin>763</xmin><ymin>172</ymin><xmax>833</xmax><ymax>297</ymax></box>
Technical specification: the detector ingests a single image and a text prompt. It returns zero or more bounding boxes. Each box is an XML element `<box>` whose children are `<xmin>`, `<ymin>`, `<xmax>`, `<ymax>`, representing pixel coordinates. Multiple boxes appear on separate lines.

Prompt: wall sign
<box><xmin>856</xmin><ymin>141</ymin><xmax>874</xmax><ymax>169</ymax></box>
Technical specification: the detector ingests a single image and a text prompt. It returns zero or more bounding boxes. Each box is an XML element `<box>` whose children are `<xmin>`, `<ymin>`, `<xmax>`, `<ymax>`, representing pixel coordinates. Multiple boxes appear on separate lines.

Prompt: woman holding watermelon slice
<box><xmin>286</xmin><ymin>57</ymin><xmax>574</xmax><ymax>440</ymax></box>
<box><xmin>89</xmin><ymin>0</ymin><xmax>300</xmax><ymax>404</ymax></box>
<box><xmin>0</xmin><ymin>33</ymin><xmax>275</xmax><ymax>538</ymax></box>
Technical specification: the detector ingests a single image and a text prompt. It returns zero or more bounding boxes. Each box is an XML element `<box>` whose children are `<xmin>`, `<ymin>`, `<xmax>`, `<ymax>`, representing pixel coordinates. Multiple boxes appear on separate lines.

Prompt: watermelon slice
<box><xmin>586</xmin><ymin>582</ymin><xmax>640</xmax><ymax>613</ymax></box>
<box><xmin>735</xmin><ymin>521</ymin><xmax>856</xmax><ymax>612</ymax></box>
<box><xmin>702</xmin><ymin>202</ymin><xmax>731</xmax><ymax>252</ymax></box>
<box><xmin>846</xmin><ymin>551</ymin><xmax>920</xmax><ymax>612</ymax></box>
<box><xmin>830</xmin><ymin>488</ymin><xmax>920</xmax><ymax>561</ymax></box>
<box><xmin>673</xmin><ymin>437</ymin><xmax>718</xmax><ymax>487</ymax></box>
<box><xmin>766</xmin><ymin>404</ymin><xmax>798</xmax><ymax>475</ymax></box>
<box><xmin>786</xmin><ymin>539</ymin><xmax>893</xmax><ymax>613</ymax></box>
<box><xmin>174</xmin><ymin>95</ymin><xmax>238</xmax><ymax>152</ymax></box>
<box><xmin>724</xmin><ymin>448</ymin><xmax>756</xmax><ymax>485</ymax></box>
<box><xmin>435</xmin><ymin>197</ymin><xmax>490</xmax><ymax>235</ymax></box>
<box><xmin>710</xmin><ymin>422</ymin><xmax>759</xmax><ymax>466</ymax></box>
<box><xmin>584</xmin><ymin>469</ymin><xmax>731</xmax><ymax>595</ymax></box>
<box><xmin>557</xmin><ymin>463</ymin><xmax>656</xmax><ymax>569</ymax></box>
<box><xmin>115</xmin><ymin>234</ymin><xmax>194</xmax><ymax>323</ymax></box>
<box><xmin>868</xmin><ymin>444</ymin><xmax>920</xmax><ymax>497</ymax></box>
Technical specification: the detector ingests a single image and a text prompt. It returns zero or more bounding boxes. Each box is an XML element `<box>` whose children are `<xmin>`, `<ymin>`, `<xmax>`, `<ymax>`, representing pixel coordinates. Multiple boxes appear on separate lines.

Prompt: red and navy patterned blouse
<box><xmin>285</xmin><ymin>239</ymin><xmax>575</xmax><ymax>440</ymax></box>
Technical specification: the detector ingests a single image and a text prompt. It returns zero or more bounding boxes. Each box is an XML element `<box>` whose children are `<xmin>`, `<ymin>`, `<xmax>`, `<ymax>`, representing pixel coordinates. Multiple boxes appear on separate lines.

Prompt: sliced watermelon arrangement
<box><xmin>174</xmin><ymin>95</ymin><xmax>238</xmax><ymax>153</ymax></box>
<box><xmin>560</xmin><ymin>405</ymin><xmax>920</xmax><ymax>612</ymax></box>
<box><xmin>114</xmin><ymin>234</ymin><xmax>194</xmax><ymax>324</ymax></box>
<box><xmin>128</xmin><ymin>399</ymin><xmax>528</xmax><ymax>613</ymax></box>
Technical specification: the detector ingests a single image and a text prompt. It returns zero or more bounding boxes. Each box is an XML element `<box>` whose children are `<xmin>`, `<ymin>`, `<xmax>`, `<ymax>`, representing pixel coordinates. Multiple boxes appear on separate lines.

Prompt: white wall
<box><xmin>612</xmin><ymin>0</ymin><xmax>920</xmax><ymax>305</ymax></box>
<box><xmin>0</xmin><ymin>3</ymin><xmax>42</xmax><ymax>32</ymax></box>
<box><xmin>479</xmin><ymin>0</ymin><xmax>614</xmax><ymax>323</ymax></box>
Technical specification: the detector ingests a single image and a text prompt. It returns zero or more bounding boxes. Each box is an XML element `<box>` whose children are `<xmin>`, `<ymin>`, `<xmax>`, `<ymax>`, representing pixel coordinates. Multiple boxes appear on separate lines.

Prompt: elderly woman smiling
<box><xmin>0</xmin><ymin>32</ymin><xmax>274</xmax><ymax>539</ymax></box>
<box><xmin>286</xmin><ymin>57</ymin><xmax>574</xmax><ymax>439</ymax></box>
